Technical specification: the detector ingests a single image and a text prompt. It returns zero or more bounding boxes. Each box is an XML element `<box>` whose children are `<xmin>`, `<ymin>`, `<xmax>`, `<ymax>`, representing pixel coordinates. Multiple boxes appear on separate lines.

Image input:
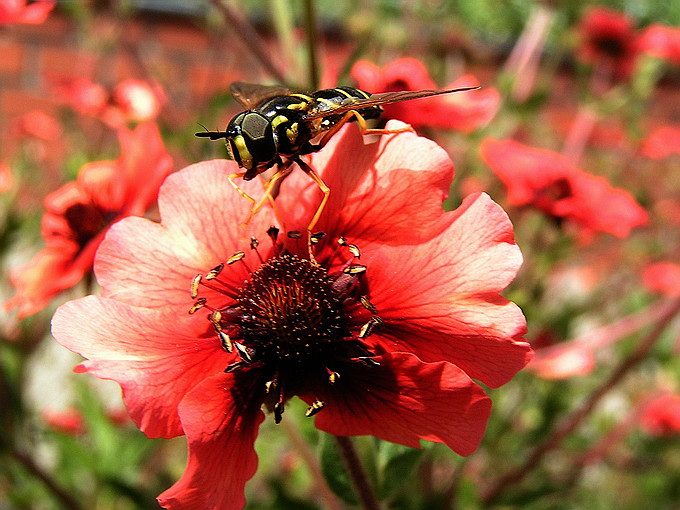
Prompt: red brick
<box><xmin>14</xmin><ymin>12</ymin><xmax>70</xmax><ymax>40</ymax></box>
<box><xmin>155</xmin><ymin>22</ymin><xmax>210</xmax><ymax>52</ymax></box>
<box><xmin>1</xmin><ymin>89</ymin><xmax>60</xmax><ymax>119</ymax></box>
<box><xmin>0</xmin><ymin>39</ymin><xmax>24</xmax><ymax>75</ymax></box>
<box><xmin>40</xmin><ymin>46</ymin><xmax>97</xmax><ymax>81</ymax></box>
<box><xmin>189</xmin><ymin>63</ymin><xmax>244</xmax><ymax>100</ymax></box>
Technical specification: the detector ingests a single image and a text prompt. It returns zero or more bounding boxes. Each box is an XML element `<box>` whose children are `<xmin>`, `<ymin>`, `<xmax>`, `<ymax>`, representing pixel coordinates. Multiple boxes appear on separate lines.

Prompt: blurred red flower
<box><xmin>0</xmin><ymin>160</ymin><xmax>13</xmax><ymax>192</ymax></box>
<box><xmin>642</xmin><ymin>263</ymin><xmax>680</xmax><ymax>297</ymax></box>
<box><xmin>6</xmin><ymin>122</ymin><xmax>172</xmax><ymax>318</ymax></box>
<box><xmin>42</xmin><ymin>408</ymin><xmax>85</xmax><ymax>435</ymax></box>
<box><xmin>640</xmin><ymin>394</ymin><xmax>680</xmax><ymax>436</ymax></box>
<box><xmin>480</xmin><ymin>138</ymin><xmax>648</xmax><ymax>238</ymax></box>
<box><xmin>0</xmin><ymin>0</ymin><xmax>55</xmax><ymax>25</ymax></box>
<box><xmin>52</xmin><ymin>123</ymin><xmax>531</xmax><ymax>509</ymax></box>
<box><xmin>639</xmin><ymin>24</ymin><xmax>680</xmax><ymax>66</ymax></box>
<box><xmin>9</xmin><ymin>110</ymin><xmax>62</xmax><ymax>142</ymax></box>
<box><xmin>52</xmin><ymin>77</ymin><xmax>166</xmax><ymax>128</ymax></box>
<box><xmin>577</xmin><ymin>6</ymin><xmax>640</xmax><ymax>80</ymax></box>
<box><xmin>641</xmin><ymin>125</ymin><xmax>680</xmax><ymax>159</ymax></box>
<box><xmin>351</xmin><ymin>58</ymin><xmax>500</xmax><ymax>132</ymax></box>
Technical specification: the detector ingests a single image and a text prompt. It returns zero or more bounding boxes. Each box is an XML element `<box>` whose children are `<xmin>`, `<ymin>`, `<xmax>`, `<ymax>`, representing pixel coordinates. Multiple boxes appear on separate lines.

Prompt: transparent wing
<box><xmin>304</xmin><ymin>87</ymin><xmax>480</xmax><ymax>120</ymax></box>
<box><xmin>230</xmin><ymin>82</ymin><xmax>291</xmax><ymax>109</ymax></box>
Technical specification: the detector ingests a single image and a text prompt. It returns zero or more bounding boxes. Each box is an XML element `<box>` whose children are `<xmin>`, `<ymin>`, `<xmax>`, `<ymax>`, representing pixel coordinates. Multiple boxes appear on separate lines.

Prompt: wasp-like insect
<box><xmin>196</xmin><ymin>82</ymin><xmax>478</xmax><ymax>245</ymax></box>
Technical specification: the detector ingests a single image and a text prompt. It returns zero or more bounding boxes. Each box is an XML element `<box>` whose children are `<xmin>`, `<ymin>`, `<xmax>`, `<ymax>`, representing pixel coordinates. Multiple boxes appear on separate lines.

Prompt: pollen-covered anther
<box><xmin>205</xmin><ymin>263</ymin><xmax>224</xmax><ymax>280</ymax></box>
<box><xmin>227</xmin><ymin>251</ymin><xmax>245</xmax><ymax>265</ymax></box>
<box><xmin>287</xmin><ymin>231</ymin><xmax>302</xmax><ymax>239</ymax></box>
<box><xmin>234</xmin><ymin>342</ymin><xmax>254</xmax><ymax>363</ymax></box>
<box><xmin>327</xmin><ymin>371</ymin><xmax>340</xmax><ymax>384</ymax></box>
<box><xmin>310</xmin><ymin>232</ymin><xmax>326</xmax><ymax>245</ymax></box>
<box><xmin>337</xmin><ymin>236</ymin><xmax>348</xmax><ymax>246</ymax></box>
<box><xmin>188</xmin><ymin>297</ymin><xmax>207</xmax><ymax>315</ymax></box>
<box><xmin>347</xmin><ymin>244</ymin><xmax>361</xmax><ymax>258</ymax></box>
<box><xmin>356</xmin><ymin>356</ymin><xmax>381</xmax><ymax>367</ymax></box>
<box><xmin>360</xmin><ymin>296</ymin><xmax>378</xmax><ymax>314</ymax></box>
<box><xmin>218</xmin><ymin>330</ymin><xmax>233</xmax><ymax>353</ymax></box>
<box><xmin>190</xmin><ymin>274</ymin><xmax>202</xmax><ymax>299</ymax></box>
<box><xmin>343</xmin><ymin>265</ymin><xmax>367</xmax><ymax>275</ymax></box>
<box><xmin>359</xmin><ymin>315</ymin><xmax>384</xmax><ymax>339</ymax></box>
<box><xmin>210</xmin><ymin>309</ymin><xmax>223</xmax><ymax>329</ymax></box>
<box><xmin>305</xmin><ymin>400</ymin><xmax>326</xmax><ymax>417</ymax></box>
<box><xmin>265</xmin><ymin>380</ymin><xmax>278</xmax><ymax>393</ymax></box>
<box><xmin>250</xmin><ymin>236</ymin><xmax>259</xmax><ymax>249</ymax></box>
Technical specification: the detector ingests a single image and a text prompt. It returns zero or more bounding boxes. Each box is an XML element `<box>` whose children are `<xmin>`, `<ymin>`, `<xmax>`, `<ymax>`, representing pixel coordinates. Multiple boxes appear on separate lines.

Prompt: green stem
<box><xmin>211</xmin><ymin>0</ymin><xmax>288</xmax><ymax>85</ymax></box>
<box><xmin>334</xmin><ymin>435</ymin><xmax>381</xmax><ymax>510</ymax></box>
<box><xmin>303</xmin><ymin>0</ymin><xmax>320</xmax><ymax>90</ymax></box>
<box><xmin>9</xmin><ymin>448</ymin><xmax>84</xmax><ymax>510</ymax></box>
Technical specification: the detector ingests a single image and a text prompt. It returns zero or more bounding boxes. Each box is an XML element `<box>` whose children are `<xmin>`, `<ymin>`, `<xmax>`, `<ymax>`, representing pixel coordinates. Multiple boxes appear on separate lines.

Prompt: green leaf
<box><xmin>377</xmin><ymin>441</ymin><xmax>423</xmax><ymax>499</ymax></box>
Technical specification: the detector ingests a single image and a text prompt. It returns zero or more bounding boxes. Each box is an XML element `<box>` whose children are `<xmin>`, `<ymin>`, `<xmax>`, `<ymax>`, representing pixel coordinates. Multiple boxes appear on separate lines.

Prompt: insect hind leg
<box><xmin>312</xmin><ymin>110</ymin><xmax>414</xmax><ymax>153</ymax></box>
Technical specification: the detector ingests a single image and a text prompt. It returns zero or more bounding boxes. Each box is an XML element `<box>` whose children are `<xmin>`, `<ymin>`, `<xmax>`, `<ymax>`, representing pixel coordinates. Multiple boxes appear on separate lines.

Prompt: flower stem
<box><xmin>334</xmin><ymin>435</ymin><xmax>382</xmax><ymax>510</ymax></box>
<box><xmin>280</xmin><ymin>419</ymin><xmax>343</xmax><ymax>510</ymax></box>
<box><xmin>9</xmin><ymin>448</ymin><xmax>84</xmax><ymax>510</ymax></box>
<box><xmin>482</xmin><ymin>296</ymin><xmax>680</xmax><ymax>505</ymax></box>
<box><xmin>211</xmin><ymin>0</ymin><xmax>288</xmax><ymax>85</ymax></box>
<box><xmin>303</xmin><ymin>0</ymin><xmax>320</xmax><ymax>90</ymax></box>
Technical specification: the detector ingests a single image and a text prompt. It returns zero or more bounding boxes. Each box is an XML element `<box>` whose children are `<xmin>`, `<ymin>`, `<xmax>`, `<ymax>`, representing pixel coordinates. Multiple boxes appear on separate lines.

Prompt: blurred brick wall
<box><xmin>0</xmin><ymin>10</ymin><xmax>274</xmax><ymax>127</ymax></box>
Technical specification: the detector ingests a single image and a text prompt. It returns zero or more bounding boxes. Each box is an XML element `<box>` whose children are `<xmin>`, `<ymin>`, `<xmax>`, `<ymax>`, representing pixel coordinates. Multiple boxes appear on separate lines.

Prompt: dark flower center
<box><xmin>64</xmin><ymin>202</ymin><xmax>118</xmax><ymax>249</ymax></box>
<box><xmin>188</xmin><ymin>234</ymin><xmax>381</xmax><ymax>423</ymax></box>
<box><xmin>535</xmin><ymin>177</ymin><xmax>573</xmax><ymax>210</ymax></box>
<box><xmin>237</xmin><ymin>254</ymin><xmax>350</xmax><ymax>362</ymax></box>
<box><xmin>594</xmin><ymin>36</ymin><xmax>626</xmax><ymax>57</ymax></box>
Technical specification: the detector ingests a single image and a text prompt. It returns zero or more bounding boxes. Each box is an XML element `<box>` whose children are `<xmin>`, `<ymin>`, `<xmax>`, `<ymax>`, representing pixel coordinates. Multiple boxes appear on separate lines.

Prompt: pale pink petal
<box><xmin>95</xmin><ymin>160</ymin><xmax>275</xmax><ymax>308</ymax></box>
<box><xmin>278</xmin><ymin>121</ymin><xmax>454</xmax><ymax>245</ymax></box>
<box><xmin>51</xmin><ymin>296</ymin><xmax>231</xmax><ymax>438</ymax></box>
<box><xmin>363</xmin><ymin>193</ymin><xmax>531</xmax><ymax>387</ymax></box>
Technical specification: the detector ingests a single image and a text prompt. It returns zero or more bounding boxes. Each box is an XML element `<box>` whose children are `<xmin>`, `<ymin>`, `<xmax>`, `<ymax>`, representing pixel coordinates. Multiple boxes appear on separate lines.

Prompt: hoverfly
<box><xmin>196</xmin><ymin>82</ymin><xmax>479</xmax><ymax>249</ymax></box>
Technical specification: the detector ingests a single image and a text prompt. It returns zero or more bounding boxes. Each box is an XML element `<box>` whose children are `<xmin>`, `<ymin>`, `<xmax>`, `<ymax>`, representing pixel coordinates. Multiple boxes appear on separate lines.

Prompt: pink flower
<box><xmin>52</xmin><ymin>122</ymin><xmax>531</xmax><ymax>509</ymax></box>
<box><xmin>640</xmin><ymin>394</ymin><xmax>680</xmax><ymax>436</ymax></box>
<box><xmin>642</xmin><ymin>263</ymin><xmax>680</xmax><ymax>298</ymax></box>
<box><xmin>480</xmin><ymin>138</ymin><xmax>648</xmax><ymax>238</ymax></box>
<box><xmin>0</xmin><ymin>160</ymin><xmax>13</xmax><ymax>192</ymax></box>
<box><xmin>0</xmin><ymin>0</ymin><xmax>55</xmax><ymax>25</ymax></box>
<box><xmin>52</xmin><ymin>77</ymin><xmax>166</xmax><ymax>128</ymax></box>
<box><xmin>641</xmin><ymin>125</ymin><xmax>680</xmax><ymax>159</ymax></box>
<box><xmin>351</xmin><ymin>58</ymin><xmax>500</xmax><ymax>132</ymax></box>
<box><xmin>576</xmin><ymin>6</ymin><xmax>641</xmax><ymax>80</ymax></box>
<box><xmin>639</xmin><ymin>24</ymin><xmax>680</xmax><ymax>66</ymax></box>
<box><xmin>5</xmin><ymin>123</ymin><xmax>172</xmax><ymax>317</ymax></box>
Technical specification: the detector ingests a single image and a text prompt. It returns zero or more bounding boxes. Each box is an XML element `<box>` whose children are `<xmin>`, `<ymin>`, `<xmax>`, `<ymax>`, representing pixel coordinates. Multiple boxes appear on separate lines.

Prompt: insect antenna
<box><xmin>195</xmin><ymin>123</ymin><xmax>227</xmax><ymax>140</ymax></box>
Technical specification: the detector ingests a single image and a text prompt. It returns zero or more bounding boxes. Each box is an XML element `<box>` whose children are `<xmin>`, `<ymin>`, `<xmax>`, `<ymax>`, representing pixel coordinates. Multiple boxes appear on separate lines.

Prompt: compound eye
<box><xmin>242</xmin><ymin>112</ymin><xmax>271</xmax><ymax>141</ymax></box>
<box><xmin>242</xmin><ymin>112</ymin><xmax>276</xmax><ymax>163</ymax></box>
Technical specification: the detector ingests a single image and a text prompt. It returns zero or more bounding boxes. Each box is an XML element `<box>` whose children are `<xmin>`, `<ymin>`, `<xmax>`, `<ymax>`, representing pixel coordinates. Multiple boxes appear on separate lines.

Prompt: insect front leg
<box><xmin>294</xmin><ymin>157</ymin><xmax>330</xmax><ymax>263</ymax></box>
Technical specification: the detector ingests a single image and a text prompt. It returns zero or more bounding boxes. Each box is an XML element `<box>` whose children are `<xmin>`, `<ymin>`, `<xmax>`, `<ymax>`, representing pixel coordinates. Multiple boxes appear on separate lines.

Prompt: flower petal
<box><xmin>278</xmin><ymin>121</ymin><xmax>454</xmax><ymax>245</ymax></box>
<box><xmin>51</xmin><ymin>296</ymin><xmax>230</xmax><ymax>438</ymax></box>
<box><xmin>157</xmin><ymin>372</ymin><xmax>264</xmax><ymax>510</ymax></box>
<box><xmin>304</xmin><ymin>352</ymin><xmax>491</xmax><ymax>456</ymax></box>
<box><xmin>363</xmin><ymin>193</ymin><xmax>531</xmax><ymax>387</ymax></box>
<box><xmin>95</xmin><ymin>160</ymin><xmax>275</xmax><ymax>308</ymax></box>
